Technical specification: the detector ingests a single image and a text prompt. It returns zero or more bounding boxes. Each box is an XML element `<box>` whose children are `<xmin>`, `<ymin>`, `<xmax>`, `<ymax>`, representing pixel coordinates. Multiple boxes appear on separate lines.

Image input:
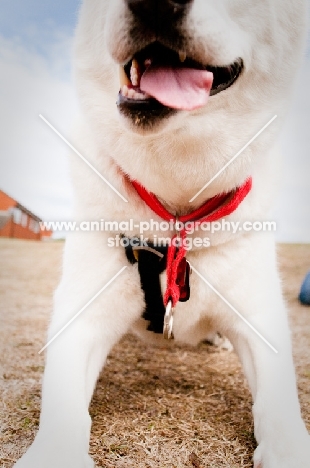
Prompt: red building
<box><xmin>0</xmin><ymin>190</ymin><xmax>52</xmax><ymax>241</ymax></box>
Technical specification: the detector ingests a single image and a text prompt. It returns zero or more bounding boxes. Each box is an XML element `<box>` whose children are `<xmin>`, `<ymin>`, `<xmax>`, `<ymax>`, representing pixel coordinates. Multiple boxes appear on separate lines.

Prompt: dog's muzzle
<box><xmin>117</xmin><ymin>0</ymin><xmax>244</xmax><ymax>129</ymax></box>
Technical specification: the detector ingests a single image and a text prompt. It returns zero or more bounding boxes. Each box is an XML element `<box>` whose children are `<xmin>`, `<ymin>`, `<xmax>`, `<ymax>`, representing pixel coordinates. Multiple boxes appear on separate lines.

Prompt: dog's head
<box><xmin>74</xmin><ymin>0</ymin><xmax>307</xmax><ymax>200</ymax></box>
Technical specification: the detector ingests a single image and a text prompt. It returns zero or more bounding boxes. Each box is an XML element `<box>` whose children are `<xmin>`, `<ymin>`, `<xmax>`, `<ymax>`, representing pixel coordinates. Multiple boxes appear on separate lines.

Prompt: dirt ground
<box><xmin>0</xmin><ymin>238</ymin><xmax>309</xmax><ymax>468</ymax></box>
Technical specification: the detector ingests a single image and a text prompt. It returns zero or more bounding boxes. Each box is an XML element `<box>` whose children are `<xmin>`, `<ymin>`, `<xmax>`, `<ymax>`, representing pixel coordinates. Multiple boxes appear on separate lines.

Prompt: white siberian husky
<box><xmin>15</xmin><ymin>0</ymin><xmax>310</xmax><ymax>467</ymax></box>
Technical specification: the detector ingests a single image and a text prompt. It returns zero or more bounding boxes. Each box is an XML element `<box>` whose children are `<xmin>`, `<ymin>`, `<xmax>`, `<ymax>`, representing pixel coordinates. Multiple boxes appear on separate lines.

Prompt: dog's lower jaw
<box><xmin>117</xmin><ymin>92</ymin><xmax>177</xmax><ymax>133</ymax></box>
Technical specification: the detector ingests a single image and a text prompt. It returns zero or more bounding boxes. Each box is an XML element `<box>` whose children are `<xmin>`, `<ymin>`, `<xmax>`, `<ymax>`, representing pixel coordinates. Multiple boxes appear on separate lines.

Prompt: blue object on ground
<box><xmin>299</xmin><ymin>271</ymin><xmax>310</xmax><ymax>306</ymax></box>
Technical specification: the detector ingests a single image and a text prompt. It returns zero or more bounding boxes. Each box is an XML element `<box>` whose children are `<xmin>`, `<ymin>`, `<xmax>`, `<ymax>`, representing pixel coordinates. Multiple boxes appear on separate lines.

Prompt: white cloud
<box><xmin>0</xmin><ymin>34</ymin><xmax>77</xmax><ymax>221</ymax></box>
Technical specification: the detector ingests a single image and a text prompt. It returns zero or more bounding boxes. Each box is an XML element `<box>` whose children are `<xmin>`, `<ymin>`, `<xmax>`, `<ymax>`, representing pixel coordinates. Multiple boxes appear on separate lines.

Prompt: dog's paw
<box><xmin>14</xmin><ymin>454</ymin><xmax>95</xmax><ymax>468</ymax></box>
<box><xmin>13</xmin><ymin>438</ymin><xmax>95</xmax><ymax>468</ymax></box>
<box><xmin>253</xmin><ymin>433</ymin><xmax>310</xmax><ymax>468</ymax></box>
<box><xmin>204</xmin><ymin>332</ymin><xmax>233</xmax><ymax>351</ymax></box>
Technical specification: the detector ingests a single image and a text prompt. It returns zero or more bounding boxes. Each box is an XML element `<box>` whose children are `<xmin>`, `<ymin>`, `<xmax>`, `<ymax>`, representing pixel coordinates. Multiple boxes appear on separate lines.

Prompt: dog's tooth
<box><xmin>131</xmin><ymin>58</ymin><xmax>139</xmax><ymax>71</ymax></box>
<box><xmin>130</xmin><ymin>59</ymin><xmax>140</xmax><ymax>86</ymax></box>
<box><xmin>134</xmin><ymin>91</ymin><xmax>144</xmax><ymax>100</ymax></box>
<box><xmin>128</xmin><ymin>88</ymin><xmax>135</xmax><ymax>98</ymax></box>
<box><xmin>144</xmin><ymin>59</ymin><xmax>152</xmax><ymax>67</ymax></box>
<box><xmin>119</xmin><ymin>66</ymin><xmax>131</xmax><ymax>87</ymax></box>
<box><xmin>179</xmin><ymin>51</ymin><xmax>187</xmax><ymax>63</ymax></box>
<box><xmin>121</xmin><ymin>83</ymin><xmax>150</xmax><ymax>101</ymax></box>
<box><xmin>131</xmin><ymin>71</ymin><xmax>138</xmax><ymax>87</ymax></box>
<box><xmin>136</xmin><ymin>91</ymin><xmax>150</xmax><ymax>100</ymax></box>
<box><xmin>122</xmin><ymin>85</ymin><xmax>129</xmax><ymax>97</ymax></box>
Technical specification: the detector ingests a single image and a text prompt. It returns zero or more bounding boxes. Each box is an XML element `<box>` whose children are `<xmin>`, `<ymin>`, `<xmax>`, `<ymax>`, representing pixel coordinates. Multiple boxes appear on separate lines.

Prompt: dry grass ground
<box><xmin>0</xmin><ymin>238</ymin><xmax>309</xmax><ymax>468</ymax></box>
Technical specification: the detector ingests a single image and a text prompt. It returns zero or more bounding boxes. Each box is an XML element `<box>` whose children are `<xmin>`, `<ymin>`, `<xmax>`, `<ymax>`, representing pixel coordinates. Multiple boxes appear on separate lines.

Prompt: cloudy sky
<box><xmin>0</xmin><ymin>0</ymin><xmax>309</xmax><ymax>242</ymax></box>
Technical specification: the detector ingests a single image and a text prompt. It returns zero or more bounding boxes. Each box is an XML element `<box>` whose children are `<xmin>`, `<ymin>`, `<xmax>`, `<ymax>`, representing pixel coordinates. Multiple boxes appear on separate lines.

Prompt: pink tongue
<box><xmin>140</xmin><ymin>66</ymin><xmax>214</xmax><ymax>111</ymax></box>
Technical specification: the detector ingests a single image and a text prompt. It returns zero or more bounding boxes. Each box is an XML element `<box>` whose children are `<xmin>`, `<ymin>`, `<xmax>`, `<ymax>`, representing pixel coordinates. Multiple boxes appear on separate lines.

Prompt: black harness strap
<box><xmin>124</xmin><ymin>238</ymin><xmax>168</xmax><ymax>334</ymax></box>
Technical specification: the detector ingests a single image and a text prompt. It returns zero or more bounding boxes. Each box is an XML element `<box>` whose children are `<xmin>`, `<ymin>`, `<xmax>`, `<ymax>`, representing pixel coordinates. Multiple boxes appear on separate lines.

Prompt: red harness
<box><xmin>131</xmin><ymin>177</ymin><xmax>252</xmax><ymax>308</ymax></box>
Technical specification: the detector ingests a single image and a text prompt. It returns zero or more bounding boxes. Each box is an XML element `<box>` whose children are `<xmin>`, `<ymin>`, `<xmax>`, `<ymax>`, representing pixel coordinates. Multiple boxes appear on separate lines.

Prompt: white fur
<box><xmin>14</xmin><ymin>1</ymin><xmax>310</xmax><ymax>467</ymax></box>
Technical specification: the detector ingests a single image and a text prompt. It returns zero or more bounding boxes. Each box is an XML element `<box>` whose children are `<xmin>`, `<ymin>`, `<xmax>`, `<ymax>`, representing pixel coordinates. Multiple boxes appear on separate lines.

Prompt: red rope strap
<box><xmin>163</xmin><ymin>230</ymin><xmax>187</xmax><ymax>306</ymax></box>
<box><xmin>131</xmin><ymin>178</ymin><xmax>252</xmax><ymax>307</ymax></box>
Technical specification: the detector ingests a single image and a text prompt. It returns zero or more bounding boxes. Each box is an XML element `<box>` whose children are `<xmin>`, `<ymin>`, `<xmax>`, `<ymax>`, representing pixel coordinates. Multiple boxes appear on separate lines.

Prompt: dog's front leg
<box><xmin>233</xmin><ymin>323</ymin><xmax>310</xmax><ymax>468</ymax></box>
<box><xmin>224</xmin><ymin>239</ymin><xmax>310</xmax><ymax>468</ymax></box>
<box><xmin>14</xmin><ymin>234</ymin><xmax>143</xmax><ymax>468</ymax></box>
